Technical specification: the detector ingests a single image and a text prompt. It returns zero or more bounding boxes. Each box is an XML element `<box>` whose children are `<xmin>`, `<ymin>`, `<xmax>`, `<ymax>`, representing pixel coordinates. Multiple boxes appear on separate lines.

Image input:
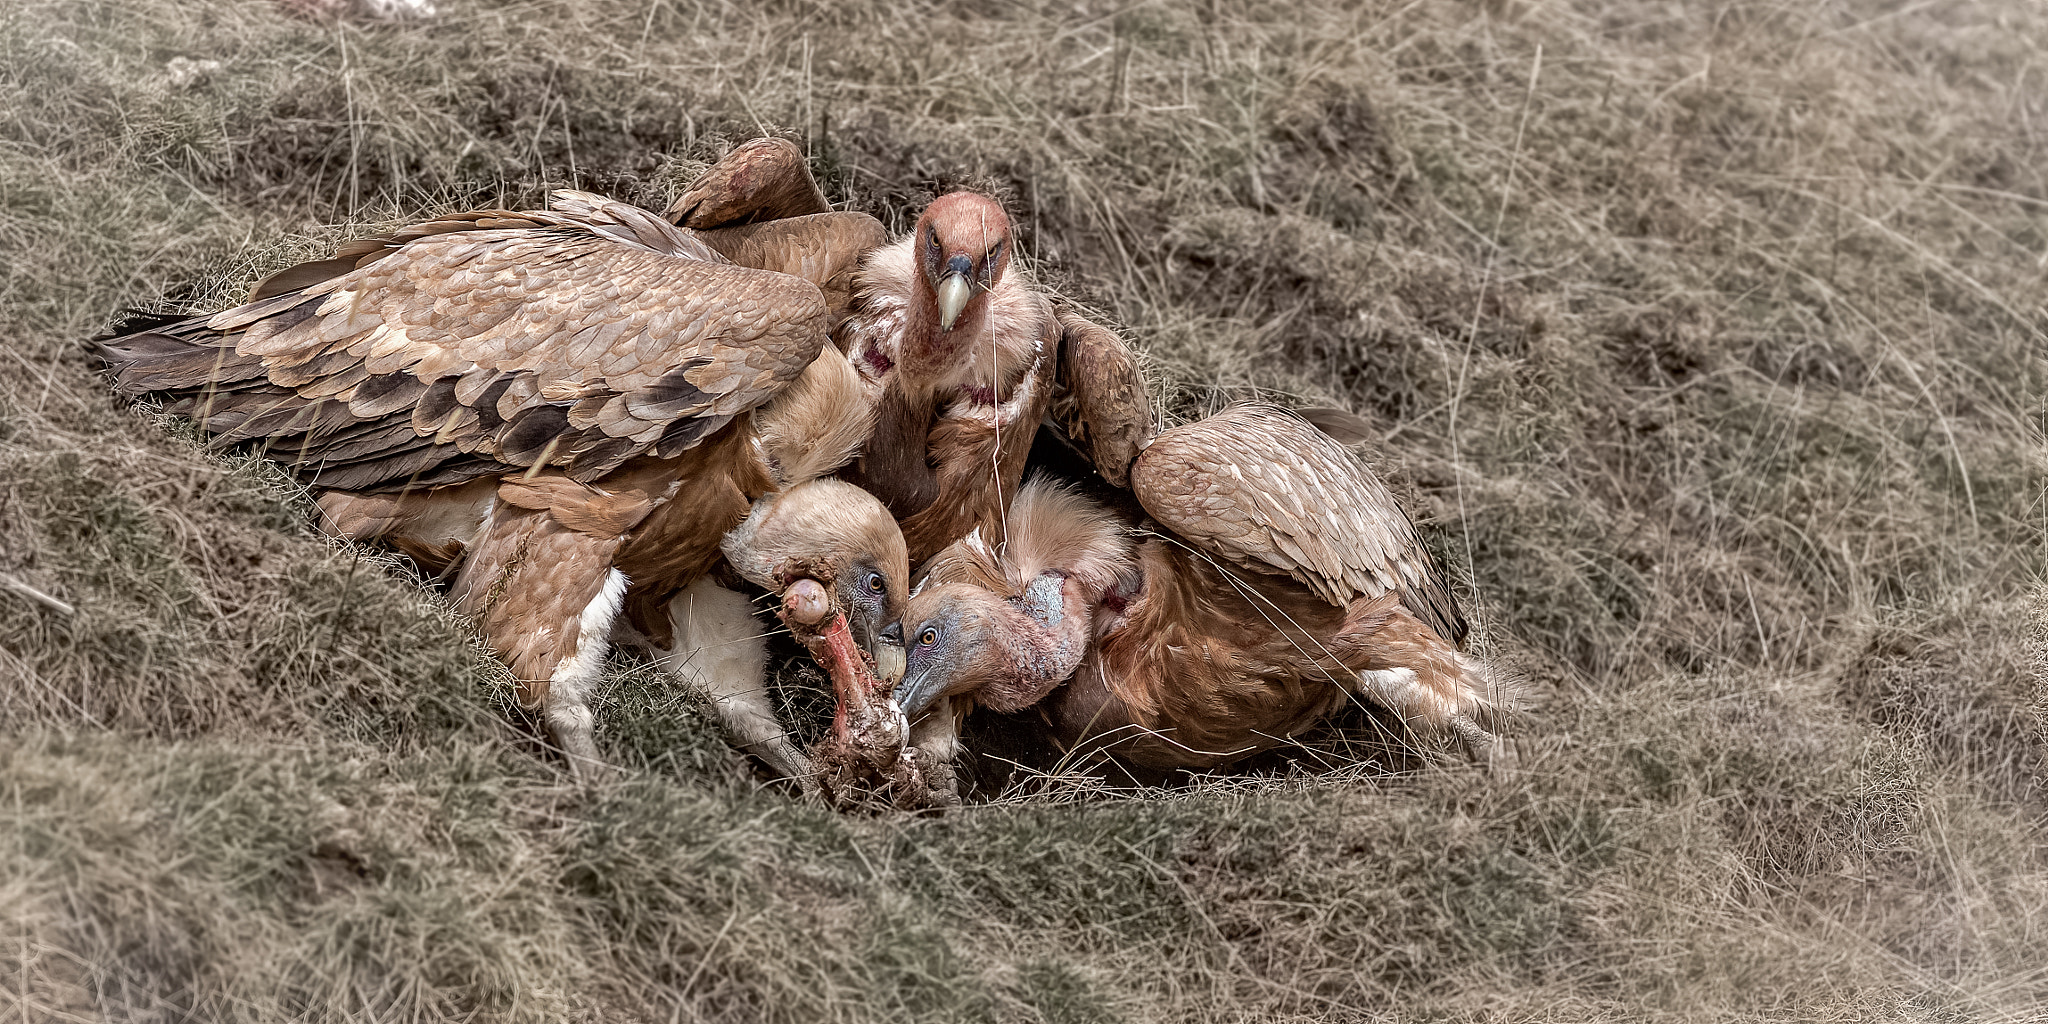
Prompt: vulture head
<box><xmin>892</xmin><ymin>574</ymin><xmax>1088</xmax><ymax>718</ymax></box>
<box><xmin>915</xmin><ymin>192</ymin><xmax>1014</xmax><ymax>334</ymax></box>
<box><xmin>721</xmin><ymin>478</ymin><xmax>911</xmax><ymax>681</ymax></box>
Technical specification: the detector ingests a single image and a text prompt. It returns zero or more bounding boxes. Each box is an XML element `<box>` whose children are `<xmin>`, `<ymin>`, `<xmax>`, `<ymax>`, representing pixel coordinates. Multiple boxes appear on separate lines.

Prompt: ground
<box><xmin>1</xmin><ymin>0</ymin><xmax>2044</xmax><ymax>1021</ymax></box>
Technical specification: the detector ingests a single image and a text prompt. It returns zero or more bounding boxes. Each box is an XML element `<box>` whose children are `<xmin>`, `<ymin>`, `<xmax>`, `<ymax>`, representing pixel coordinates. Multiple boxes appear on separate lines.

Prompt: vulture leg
<box><xmin>667</xmin><ymin>137</ymin><xmax>830</xmax><ymax>230</ymax></box>
<box><xmin>1340</xmin><ymin>594</ymin><xmax>1515</xmax><ymax>775</ymax></box>
<box><xmin>658</xmin><ymin>577</ymin><xmax>818</xmax><ymax>792</ymax></box>
<box><xmin>449</xmin><ymin>505</ymin><xmax>628</xmax><ymax>778</ymax></box>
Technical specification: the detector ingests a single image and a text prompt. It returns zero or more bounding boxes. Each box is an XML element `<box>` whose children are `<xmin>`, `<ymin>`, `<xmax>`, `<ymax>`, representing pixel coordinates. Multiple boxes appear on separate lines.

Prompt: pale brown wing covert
<box><xmin>665</xmin><ymin>137</ymin><xmax>832</xmax><ymax>229</ymax></box>
<box><xmin>697</xmin><ymin>213</ymin><xmax>887</xmax><ymax>323</ymax></box>
<box><xmin>1129</xmin><ymin>404</ymin><xmax>1467</xmax><ymax>645</ymax></box>
<box><xmin>102</xmin><ymin>212</ymin><xmax>831</xmax><ymax>492</ymax></box>
<box><xmin>1049</xmin><ymin>301</ymin><xmax>1153</xmax><ymax>488</ymax></box>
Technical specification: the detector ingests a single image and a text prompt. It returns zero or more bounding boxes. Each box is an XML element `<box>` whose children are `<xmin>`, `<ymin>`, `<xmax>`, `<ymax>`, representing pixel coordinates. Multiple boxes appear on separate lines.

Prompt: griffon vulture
<box><xmin>663</xmin><ymin>138</ymin><xmax>1156</xmax><ymax>565</ymax></box>
<box><xmin>883</xmin><ymin>405</ymin><xmax>1513</xmax><ymax>792</ymax></box>
<box><xmin>837</xmin><ymin>193</ymin><xmax>1153</xmax><ymax>563</ymax></box>
<box><xmin>99</xmin><ymin>187</ymin><xmax>906</xmax><ymax>782</ymax></box>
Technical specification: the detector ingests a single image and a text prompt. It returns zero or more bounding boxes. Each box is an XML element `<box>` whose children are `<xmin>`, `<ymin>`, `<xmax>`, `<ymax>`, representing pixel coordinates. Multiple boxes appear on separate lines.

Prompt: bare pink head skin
<box><xmin>903</xmin><ymin>192</ymin><xmax>1015</xmax><ymax>378</ymax></box>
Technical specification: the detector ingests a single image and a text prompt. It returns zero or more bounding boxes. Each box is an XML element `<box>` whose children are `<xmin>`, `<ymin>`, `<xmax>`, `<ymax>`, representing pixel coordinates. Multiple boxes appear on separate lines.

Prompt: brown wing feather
<box><xmin>1128</xmin><ymin>404</ymin><xmax>1468</xmax><ymax>646</ymax></box>
<box><xmin>1049</xmin><ymin>301</ymin><xmax>1152</xmax><ymax>488</ymax></box>
<box><xmin>544</xmin><ymin>190</ymin><xmax>728</xmax><ymax>260</ymax></box>
<box><xmin>666</xmin><ymin>137</ymin><xmax>831</xmax><ymax>230</ymax></box>
<box><xmin>696</xmin><ymin>213</ymin><xmax>886</xmax><ymax>323</ymax></box>
<box><xmin>102</xmin><ymin>206</ymin><xmax>829</xmax><ymax>493</ymax></box>
<box><xmin>244</xmin><ymin>195</ymin><xmax>721</xmax><ymax>304</ymax></box>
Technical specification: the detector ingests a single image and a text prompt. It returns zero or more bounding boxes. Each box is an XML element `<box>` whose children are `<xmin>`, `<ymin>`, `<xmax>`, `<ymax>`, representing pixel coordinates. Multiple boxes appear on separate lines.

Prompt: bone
<box><xmin>781</xmin><ymin>578</ymin><xmax>829</xmax><ymax>625</ymax></box>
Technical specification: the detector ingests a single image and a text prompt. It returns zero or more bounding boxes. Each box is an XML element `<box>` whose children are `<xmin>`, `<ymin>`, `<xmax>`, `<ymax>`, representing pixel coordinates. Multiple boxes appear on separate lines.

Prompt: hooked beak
<box><xmin>874</xmin><ymin>621</ymin><xmax>906</xmax><ymax>685</ymax></box>
<box><xmin>935</xmin><ymin>272</ymin><xmax>973</xmax><ymax>332</ymax></box>
<box><xmin>893</xmin><ymin>665</ymin><xmax>948</xmax><ymax>718</ymax></box>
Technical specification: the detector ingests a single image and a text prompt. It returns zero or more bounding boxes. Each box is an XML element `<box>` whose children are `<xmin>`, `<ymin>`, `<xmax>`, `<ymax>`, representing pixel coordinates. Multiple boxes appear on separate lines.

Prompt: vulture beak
<box><xmin>874</xmin><ymin>621</ymin><xmax>906</xmax><ymax>685</ymax></box>
<box><xmin>935</xmin><ymin>273</ymin><xmax>973</xmax><ymax>332</ymax></box>
<box><xmin>935</xmin><ymin>254</ymin><xmax>975</xmax><ymax>331</ymax></box>
<box><xmin>893</xmin><ymin>667</ymin><xmax>946</xmax><ymax>719</ymax></box>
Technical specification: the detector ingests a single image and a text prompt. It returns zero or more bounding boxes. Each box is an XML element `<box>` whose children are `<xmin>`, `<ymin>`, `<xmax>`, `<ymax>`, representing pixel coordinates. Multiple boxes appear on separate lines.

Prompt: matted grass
<box><xmin>2</xmin><ymin>0</ymin><xmax>2043</xmax><ymax>1020</ymax></box>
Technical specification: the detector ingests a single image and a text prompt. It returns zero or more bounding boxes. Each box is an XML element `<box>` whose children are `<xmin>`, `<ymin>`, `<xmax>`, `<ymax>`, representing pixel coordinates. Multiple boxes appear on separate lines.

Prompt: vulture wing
<box><xmin>695</xmin><ymin>213</ymin><xmax>887</xmax><ymax>323</ymax></box>
<box><xmin>101</xmin><ymin>198</ymin><xmax>828</xmax><ymax>492</ymax></box>
<box><xmin>247</xmin><ymin>191</ymin><xmax>723</xmax><ymax>302</ymax></box>
<box><xmin>1129</xmin><ymin>404</ymin><xmax>1468</xmax><ymax>645</ymax></box>
<box><xmin>1048</xmin><ymin>301</ymin><xmax>1152</xmax><ymax>488</ymax></box>
<box><xmin>666</xmin><ymin>137</ymin><xmax>832</xmax><ymax>230</ymax></box>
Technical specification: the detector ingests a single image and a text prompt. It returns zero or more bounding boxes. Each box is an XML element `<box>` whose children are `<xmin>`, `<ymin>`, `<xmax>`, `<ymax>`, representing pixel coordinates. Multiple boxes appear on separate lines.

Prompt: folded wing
<box><xmin>1128</xmin><ymin>403</ymin><xmax>1468</xmax><ymax>645</ymax></box>
<box><xmin>1049</xmin><ymin>301</ymin><xmax>1153</xmax><ymax>488</ymax></box>
<box><xmin>101</xmin><ymin>198</ymin><xmax>830</xmax><ymax>493</ymax></box>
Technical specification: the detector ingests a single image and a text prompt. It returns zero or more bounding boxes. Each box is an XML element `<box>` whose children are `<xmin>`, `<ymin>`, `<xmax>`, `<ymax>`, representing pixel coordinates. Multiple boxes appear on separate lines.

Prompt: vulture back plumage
<box><xmin>97</xmin><ymin>183</ymin><xmax>914</xmax><ymax>781</ymax></box>
<box><xmin>99</xmin><ymin>192</ymin><xmax>827</xmax><ymax>494</ymax></box>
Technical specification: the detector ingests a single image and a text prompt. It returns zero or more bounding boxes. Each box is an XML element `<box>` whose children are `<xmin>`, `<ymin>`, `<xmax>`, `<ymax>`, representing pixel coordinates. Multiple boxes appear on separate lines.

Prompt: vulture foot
<box><xmin>1449</xmin><ymin>714</ymin><xmax>1517</xmax><ymax>782</ymax></box>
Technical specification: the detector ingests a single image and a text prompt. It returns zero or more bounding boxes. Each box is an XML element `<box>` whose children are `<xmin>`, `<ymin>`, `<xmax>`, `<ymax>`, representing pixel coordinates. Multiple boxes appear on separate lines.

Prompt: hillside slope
<box><xmin>2</xmin><ymin>0</ymin><xmax>2043</xmax><ymax>1020</ymax></box>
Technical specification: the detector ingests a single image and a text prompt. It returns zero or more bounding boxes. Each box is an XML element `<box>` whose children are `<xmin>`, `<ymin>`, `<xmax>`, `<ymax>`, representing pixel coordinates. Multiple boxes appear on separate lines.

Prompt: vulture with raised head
<box><xmin>838</xmin><ymin>192</ymin><xmax>1152</xmax><ymax>563</ymax></box>
<box><xmin>99</xmin><ymin>180</ymin><xmax>906</xmax><ymax>782</ymax></box>
<box><xmin>885</xmin><ymin>404</ymin><xmax>1512</xmax><ymax>788</ymax></box>
<box><xmin>663</xmin><ymin>138</ymin><xmax>1155</xmax><ymax>564</ymax></box>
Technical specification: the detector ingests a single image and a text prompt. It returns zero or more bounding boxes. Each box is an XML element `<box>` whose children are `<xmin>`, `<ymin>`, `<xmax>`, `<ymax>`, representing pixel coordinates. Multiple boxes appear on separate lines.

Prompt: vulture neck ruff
<box><xmin>848</xmin><ymin>235</ymin><xmax>1044</xmax><ymax>409</ymax></box>
<box><xmin>910</xmin><ymin>480</ymin><xmax>1140</xmax><ymax>714</ymax></box>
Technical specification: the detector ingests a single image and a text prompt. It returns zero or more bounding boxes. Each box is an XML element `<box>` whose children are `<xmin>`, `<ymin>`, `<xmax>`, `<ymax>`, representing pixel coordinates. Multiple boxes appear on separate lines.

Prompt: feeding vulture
<box><xmin>98</xmin><ymin>184</ymin><xmax>907</xmax><ymax>782</ymax></box>
<box><xmin>881</xmin><ymin>405</ymin><xmax>1513</xmax><ymax>791</ymax></box>
<box><xmin>666</xmin><ymin>138</ymin><xmax>1155</xmax><ymax>565</ymax></box>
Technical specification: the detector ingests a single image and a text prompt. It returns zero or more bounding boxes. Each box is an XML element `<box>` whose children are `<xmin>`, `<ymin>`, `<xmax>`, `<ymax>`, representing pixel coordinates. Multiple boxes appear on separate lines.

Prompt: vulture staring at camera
<box><xmin>666</xmin><ymin>138</ymin><xmax>1155</xmax><ymax>565</ymax></box>
<box><xmin>883</xmin><ymin>405</ymin><xmax>1513</xmax><ymax>790</ymax></box>
<box><xmin>99</xmin><ymin>180</ymin><xmax>907</xmax><ymax>782</ymax></box>
<box><xmin>839</xmin><ymin>193</ymin><xmax>1152</xmax><ymax>563</ymax></box>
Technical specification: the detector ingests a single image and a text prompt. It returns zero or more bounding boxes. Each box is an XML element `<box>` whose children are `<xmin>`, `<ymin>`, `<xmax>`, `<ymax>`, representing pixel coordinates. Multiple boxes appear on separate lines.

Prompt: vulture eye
<box><xmin>865</xmin><ymin>572</ymin><xmax>886</xmax><ymax>595</ymax></box>
<box><xmin>918</xmin><ymin>628</ymin><xmax>939</xmax><ymax>647</ymax></box>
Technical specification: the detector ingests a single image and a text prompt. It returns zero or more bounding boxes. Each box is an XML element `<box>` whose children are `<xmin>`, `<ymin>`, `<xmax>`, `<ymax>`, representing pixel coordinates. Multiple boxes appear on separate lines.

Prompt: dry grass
<box><xmin>2</xmin><ymin>0</ymin><xmax>2044</xmax><ymax>1020</ymax></box>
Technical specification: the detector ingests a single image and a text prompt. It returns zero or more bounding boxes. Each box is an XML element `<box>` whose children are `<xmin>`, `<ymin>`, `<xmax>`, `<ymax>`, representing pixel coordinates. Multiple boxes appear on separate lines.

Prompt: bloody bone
<box><xmin>777</xmin><ymin>580</ymin><xmax>908</xmax><ymax>803</ymax></box>
<box><xmin>778</xmin><ymin>580</ymin><xmax>954</xmax><ymax>808</ymax></box>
